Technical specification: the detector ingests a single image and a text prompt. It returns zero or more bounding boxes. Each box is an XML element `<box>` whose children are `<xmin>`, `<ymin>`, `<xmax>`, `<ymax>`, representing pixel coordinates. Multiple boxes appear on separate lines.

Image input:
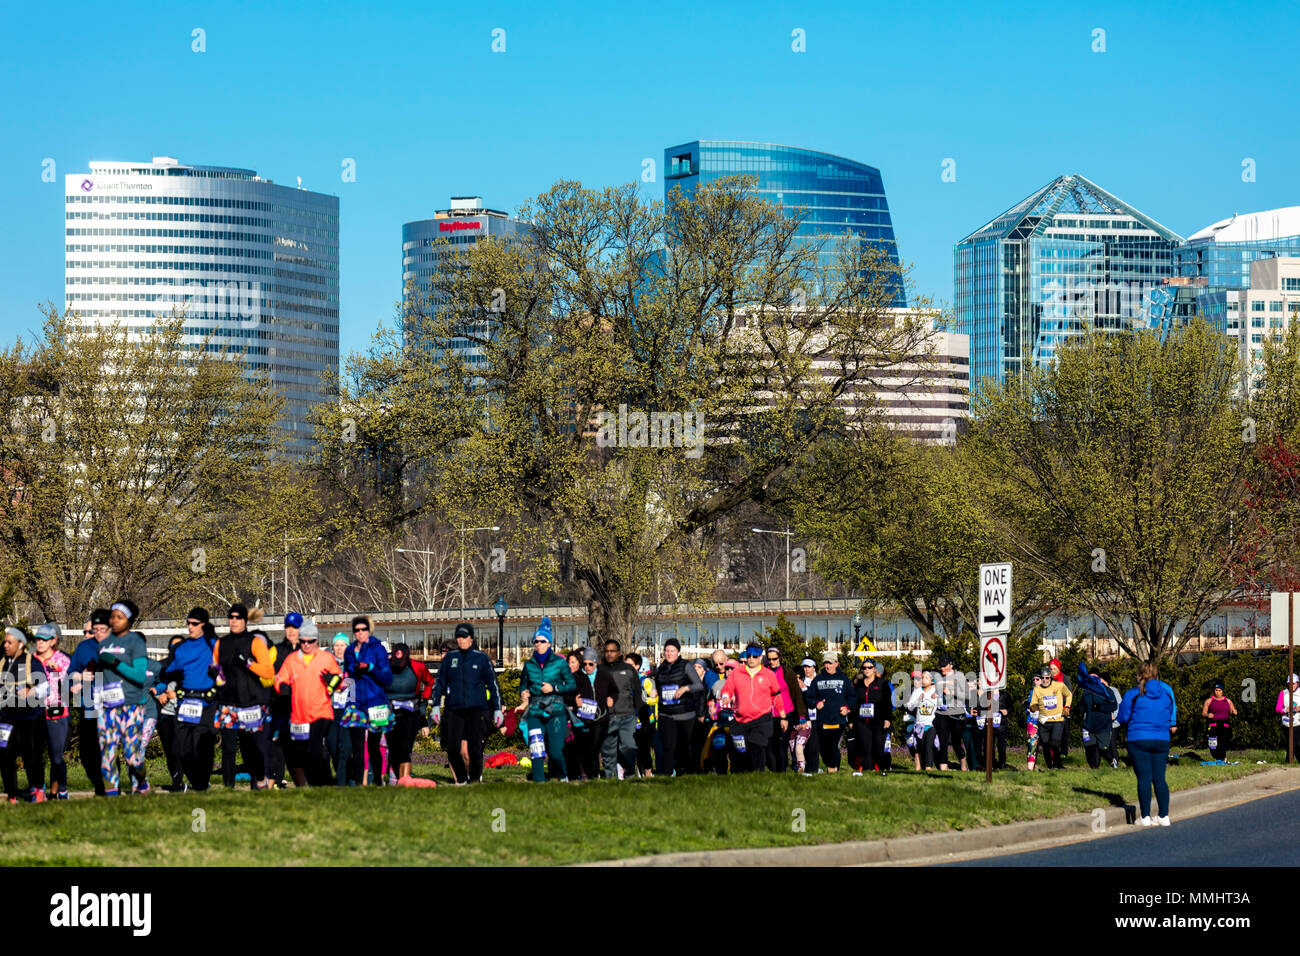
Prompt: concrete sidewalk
<box><xmin>584</xmin><ymin>766</ymin><xmax>1300</xmax><ymax>867</ymax></box>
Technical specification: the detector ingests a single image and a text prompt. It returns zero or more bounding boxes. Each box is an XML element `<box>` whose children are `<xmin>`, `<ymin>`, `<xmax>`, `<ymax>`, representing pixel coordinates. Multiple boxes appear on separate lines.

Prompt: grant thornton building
<box><xmin>64</xmin><ymin>156</ymin><xmax>339</xmax><ymax>456</ymax></box>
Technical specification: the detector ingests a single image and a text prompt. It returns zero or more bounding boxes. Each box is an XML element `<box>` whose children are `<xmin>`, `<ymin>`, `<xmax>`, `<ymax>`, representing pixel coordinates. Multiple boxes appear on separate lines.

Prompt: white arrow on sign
<box><xmin>979</xmin><ymin>562</ymin><xmax>1012</xmax><ymax>635</ymax></box>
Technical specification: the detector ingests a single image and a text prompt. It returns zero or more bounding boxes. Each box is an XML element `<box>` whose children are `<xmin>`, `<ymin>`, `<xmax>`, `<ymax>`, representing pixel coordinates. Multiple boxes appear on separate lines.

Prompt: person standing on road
<box><xmin>1201</xmin><ymin>681</ymin><xmax>1237</xmax><ymax>763</ymax></box>
<box><xmin>273</xmin><ymin>621</ymin><xmax>341</xmax><ymax>786</ymax></box>
<box><xmin>31</xmin><ymin>623</ymin><xmax>71</xmax><ymax>799</ymax></box>
<box><xmin>717</xmin><ymin>643</ymin><xmax>786</xmax><ymax>773</ymax></box>
<box><xmin>159</xmin><ymin>610</ymin><xmax>220</xmax><ymax>792</ymax></box>
<box><xmin>1</xmin><ymin>627</ymin><xmax>49</xmax><ymax>803</ymax></box>
<box><xmin>1030</xmin><ymin>666</ymin><xmax>1072</xmax><ymax>770</ymax></box>
<box><xmin>905</xmin><ymin>671</ymin><xmax>940</xmax><ymax>770</ymax></box>
<box><xmin>431</xmin><ymin>623</ymin><xmax>501</xmax><ymax>784</ymax></box>
<box><xmin>67</xmin><ymin>610</ymin><xmax>109</xmax><ymax>796</ymax></box>
<box><xmin>1276</xmin><ymin>674</ymin><xmax>1300</xmax><ymax>753</ymax></box>
<box><xmin>933</xmin><ymin>656</ymin><xmax>969</xmax><ymax>771</ymax></box>
<box><xmin>96</xmin><ymin>600</ymin><xmax>152</xmax><ymax>795</ymax></box>
<box><xmin>653</xmin><ymin>637</ymin><xmax>704</xmax><ymax>777</ymax></box>
<box><xmin>807</xmin><ymin>651</ymin><xmax>856</xmax><ymax>774</ymax></box>
<box><xmin>516</xmin><ymin>617</ymin><xmax>574</xmax><ymax>783</ymax></box>
<box><xmin>1117</xmin><ymin>660</ymin><xmax>1177</xmax><ymax>826</ymax></box>
<box><xmin>342</xmin><ymin>616</ymin><xmax>394</xmax><ymax>786</ymax></box>
<box><xmin>597</xmin><ymin>640</ymin><xmax>641</xmax><ymax>779</ymax></box>
<box><xmin>1076</xmin><ymin>662</ymin><xmax>1117</xmax><ymax>770</ymax></box>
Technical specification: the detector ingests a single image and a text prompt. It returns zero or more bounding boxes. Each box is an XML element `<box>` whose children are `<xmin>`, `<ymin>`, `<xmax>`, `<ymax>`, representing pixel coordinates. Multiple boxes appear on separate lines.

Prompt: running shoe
<box><xmin>31</xmin><ymin>788</ymin><xmax>46</xmax><ymax>804</ymax></box>
<box><xmin>1157</xmin><ymin>816</ymin><xmax>1171</xmax><ymax>827</ymax></box>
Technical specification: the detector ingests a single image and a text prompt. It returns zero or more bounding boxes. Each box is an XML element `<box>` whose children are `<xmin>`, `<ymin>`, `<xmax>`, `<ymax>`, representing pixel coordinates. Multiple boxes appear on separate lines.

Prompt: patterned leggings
<box><xmin>99</xmin><ymin>704</ymin><xmax>148</xmax><ymax>792</ymax></box>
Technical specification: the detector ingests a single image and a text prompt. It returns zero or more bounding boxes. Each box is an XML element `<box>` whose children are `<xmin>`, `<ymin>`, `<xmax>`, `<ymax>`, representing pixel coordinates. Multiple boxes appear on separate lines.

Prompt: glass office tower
<box><xmin>663</xmin><ymin>140</ymin><xmax>906</xmax><ymax>306</ymax></box>
<box><xmin>954</xmin><ymin>174</ymin><xmax>1180</xmax><ymax>392</ymax></box>
<box><xmin>1173</xmin><ymin>207</ymin><xmax>1300</xmax><ymax>328</ymax></box>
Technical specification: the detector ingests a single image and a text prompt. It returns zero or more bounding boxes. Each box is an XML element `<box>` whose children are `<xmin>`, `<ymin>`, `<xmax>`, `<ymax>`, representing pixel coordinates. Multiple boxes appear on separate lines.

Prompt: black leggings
<box><xmin>0</xmin><ymin>718</ymin><xmax>47</xmax><ymax>798</ymax></box>
<box><xmin>221</xmin><ymin>726</ymin><xmax>269</xmax><ymax>786</ymax></box>
<box><xmin>934</xmin><ymin>714</ymin><xmax>966</xmax><ymax>766</ymax></box>
<box><xmin>657</xmin><ymin>716</ymin><xmax>695</xmax><ymax>776</ymax></box>
<box><xmin>1207</xmin><ymin>723</ymin><xmax>1231</xmax><ymax>761</ymax></box>
<box><xmin>387</xmin><ymin>707</ymin><xmax>421</xmax><ymax>768</ymax></box>
<box><xmin>285</xmin><ymin>719</ymin><xmax>333</xmax><ymax>786</ymax></box>
<box><xmin>174</xmin><ymin>702</ymin><xmax>217</xmax><ymax>790</ymax></box>
<box><xmin>156</xmin><ymin>714</ymin><xmax>184</xmax><ymax>786</ymax></box>
<box><xmin>76</xmin><ymin>713</ymin><xmax>104</xmax><ymax>795</ymax></box>
<box><xmin>348</xmin><ymin>727</ymin><xmax>386</xmax><ymax>785</ymax></box>
<box><xmin>442</xmin><ymin>707</ymin><xmax>488</xmax><ymax>782</ymax></box>
<box><xmin>46</xmin><ymin>716</ymin><xmax>69</xmax><ymax>790</ymax></box>
<box><xmin>811</xmin><ymin>725</ymin><xmax>844</xmax><ymax>771</ymax></box>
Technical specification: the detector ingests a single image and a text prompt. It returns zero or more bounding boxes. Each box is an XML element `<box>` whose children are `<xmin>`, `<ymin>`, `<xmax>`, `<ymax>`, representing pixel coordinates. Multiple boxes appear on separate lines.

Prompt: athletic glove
<box><xmin>207</xmin><ymin>664</ymin><xmax>220</xmax><ymax>679</ymax></box>
<box><xmin>321</xmin><ymin>672</ymin><xmax>342</xmax><ymax>694</ymax></box>
<box><xmin>355</xmin><ymin>661</ymin><xmax>371</xmax><ymax>675</ymax></box>
<box><xmin>96</xmin><ymin>652</ymin><xmax>119</xmax><ymax>671</ymax></box>
<box><xmin>234</xmin><ymin>652</ymin><xmax>254</xmax><ymax>671</ymax></box>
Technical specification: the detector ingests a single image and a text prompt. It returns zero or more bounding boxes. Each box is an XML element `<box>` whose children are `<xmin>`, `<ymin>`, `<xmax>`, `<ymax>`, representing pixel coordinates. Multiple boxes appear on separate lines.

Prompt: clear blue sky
<box><xmin>2</xmin><ymin>0</ymin><xmax>1296</xmax><ymax>358</ymax></box>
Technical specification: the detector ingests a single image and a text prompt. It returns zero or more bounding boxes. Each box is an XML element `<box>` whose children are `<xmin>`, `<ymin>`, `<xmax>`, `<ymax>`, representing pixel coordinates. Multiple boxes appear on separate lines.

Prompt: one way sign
<box><xmin>979</xmin><ymin>562</ymin><xmax>1012</xmax><ymax>635</ymax></box>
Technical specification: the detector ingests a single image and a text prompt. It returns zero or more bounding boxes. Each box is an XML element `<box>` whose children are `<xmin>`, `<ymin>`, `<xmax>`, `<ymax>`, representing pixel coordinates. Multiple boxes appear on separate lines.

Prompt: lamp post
<box><xmin>853</xmin><ymin>609</ymin><xmax>862</xmax><ymax>649</ymax></box>
<box><xmin>751</xmin><ymin>527</ymin><xmax>793</xmax><ymax>601</ymax></box>
<box><xmin>493</xmin><ymin>596</ymin><xmax>508</xmax><ymax>667</ymax></box>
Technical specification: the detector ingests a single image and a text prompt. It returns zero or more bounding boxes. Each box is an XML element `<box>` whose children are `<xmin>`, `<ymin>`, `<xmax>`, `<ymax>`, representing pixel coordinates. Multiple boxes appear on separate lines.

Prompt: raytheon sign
<box><xmin>438</xmin><ymin>220</ymin><xmax>482</xmax><ymax>232</ymax></box>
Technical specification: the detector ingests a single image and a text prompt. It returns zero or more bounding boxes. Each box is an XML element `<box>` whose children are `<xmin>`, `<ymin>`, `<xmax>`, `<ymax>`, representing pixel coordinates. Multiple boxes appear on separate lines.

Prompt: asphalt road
<box><xmin>941</xmin><ymin>785</ymin><xmax>1300</xmax><ymax>866</ymax></box>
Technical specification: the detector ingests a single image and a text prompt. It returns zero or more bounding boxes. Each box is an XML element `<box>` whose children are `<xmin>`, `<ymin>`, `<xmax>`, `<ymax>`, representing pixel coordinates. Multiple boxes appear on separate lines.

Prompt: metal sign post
<box><xmin>979</xmin><ymin>632</ymin><xmax>1007</xmax><ymax>784</ymax></box>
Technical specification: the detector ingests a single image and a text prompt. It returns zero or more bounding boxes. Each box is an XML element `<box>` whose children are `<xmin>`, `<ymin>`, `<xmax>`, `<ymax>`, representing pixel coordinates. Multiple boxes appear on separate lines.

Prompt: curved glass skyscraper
<box><xmin>663</xmin><ymin>140</ymin><xmax>905</xmax><ymax>306</ymax></box>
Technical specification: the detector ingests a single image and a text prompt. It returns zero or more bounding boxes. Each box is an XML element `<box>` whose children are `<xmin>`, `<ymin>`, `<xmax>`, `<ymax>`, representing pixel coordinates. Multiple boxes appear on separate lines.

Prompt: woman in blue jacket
<box><xmin>341</xmin><ymin>616</ymin><xmax>393</xmax><ymax>786</ymax></box>
<box><xmin>1116</xmin><ymin>660</ymin><xmax>1178</xmax><ymax>827</ymax></box>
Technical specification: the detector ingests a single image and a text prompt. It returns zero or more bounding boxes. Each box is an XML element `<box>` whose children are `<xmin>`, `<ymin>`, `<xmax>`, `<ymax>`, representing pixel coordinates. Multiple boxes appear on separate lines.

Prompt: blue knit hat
<box><xmin>533</xmin><ymin>616</ymin><xmax>553</xmax><ymax>644</ymax></box>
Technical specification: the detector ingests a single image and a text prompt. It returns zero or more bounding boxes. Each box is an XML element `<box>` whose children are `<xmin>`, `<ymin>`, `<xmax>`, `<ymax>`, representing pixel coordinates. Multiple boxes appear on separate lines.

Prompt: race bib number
<box><xmin>0</xmin><ymin>722</ymin><xmax>12</xmax><ymax>748</ymax></box>
<box><xmin>993</xmin><ymin>713</ymin><xmax>1002</xmax><ymax>727</ymax></box>
<box><xmin>392</xmin><ymin>699</ymin><xmax>416</xmax><ymax>712</ymax></box>
<box><xmin>291</xmin><ymin>722</ymin><xmax>310</xmax><ymax>741</ymax></box>
<box><xmin>1082</xmin><ymin>727</ymin><xmax>1091</xmax><ymax>743</ymax></box>
<box><xmin>332</xmin><ymin>688</ymin><xmax>349</xmax><ymax>708</ymax></box>
<box><xmin>808</xmin><ymin>708</ymin><xmax>817</xmax><ymax>722</ymax></box>
<box><xmin>883</xmin><ymin>734</ymin><xmax>892</xmax><ymax>754</ymax></box>
<box><xmin>528</xmin><ymin>728</ymin><xmax>546</xmax><ymax>758</ymax></box>
<box><xmin>976</xmin><ymin>717</ymin><xmax>986</xmax><ymax>729</ymax></box>
<box><xmin>660</xmin><ymin>684</ymin><xmax>679</xmax><ymax>701</ymax></box>
<box><xmin>367</xmin><ymin>704</ymin><xmax>391</xmax><ymax>726</ymax></box>
<box><xmin>178</xmin><ymin>699</ymin><xmax>204</xmax><ymax>724</ymax></box>
<box><xmin>577</xmin><ymin>698</ymin><xmax>598</xmax><ymax>719</ymax></box>
<box><xmin>1043</xmin><ymin>694</ymin><xmax>1058</xmax><ymax>709</ymax></box>
<box><xmin>1208</xmin><ymin>736</ymin><xmax>1218</xmax><ymax>750</ymax></box>
<box><xmin>237</xmin><ymin>705</ymin><xmax>263</xmax><ymax>731</ymax></box>
<box><xmin>860</xmin><ymin>702</ymin><xmax>875</xmax><ymax>718</ymax></box>
<box><xmin>731</xmin><ymin>734</ymin><xmax>747</xmax><ymax>754</ymax></box>
<box><xmin>101</xmin><ymin>682</ymin><xmax>126</xmax><ymax>707</ymax></box>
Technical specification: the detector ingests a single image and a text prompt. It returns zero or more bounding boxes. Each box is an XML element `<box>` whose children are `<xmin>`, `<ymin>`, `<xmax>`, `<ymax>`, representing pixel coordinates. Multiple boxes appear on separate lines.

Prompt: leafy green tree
<box><xmin>316</xmin><ymin>178</ymin><xmax>938</xmax><ymax>645</ymax></box>
<box><xmin>0</xmin><ymin>306</ymin><xmax>306</xmax><ymax>623</ymax></box>
<box><xmin>966</xmin><ymin>321</ymin><xmax>1253</xmax><ymax>661</ymax></box>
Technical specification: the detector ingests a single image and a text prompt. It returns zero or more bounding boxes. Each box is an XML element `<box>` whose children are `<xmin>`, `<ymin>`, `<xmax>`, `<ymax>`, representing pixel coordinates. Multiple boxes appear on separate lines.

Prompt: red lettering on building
<box><xmin>439</xmin><ymin>220</ymin><xmax>482</xmax><ymax>232</ymax></box>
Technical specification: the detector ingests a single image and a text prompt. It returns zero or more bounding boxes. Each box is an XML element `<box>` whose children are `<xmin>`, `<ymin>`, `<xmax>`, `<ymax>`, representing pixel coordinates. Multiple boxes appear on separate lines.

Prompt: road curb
<box><xmin>583</xmin><ymin>766</ymin><xmax>1299</xmax><ymax>867</ymax></box>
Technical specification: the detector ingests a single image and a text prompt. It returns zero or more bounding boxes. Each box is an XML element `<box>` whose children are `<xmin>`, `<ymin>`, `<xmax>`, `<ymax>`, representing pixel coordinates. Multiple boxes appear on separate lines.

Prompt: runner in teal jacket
<box><xmin>516</xmin><ymin>617</ymin><xmax>575</xmax><ymax>782</ymax></box>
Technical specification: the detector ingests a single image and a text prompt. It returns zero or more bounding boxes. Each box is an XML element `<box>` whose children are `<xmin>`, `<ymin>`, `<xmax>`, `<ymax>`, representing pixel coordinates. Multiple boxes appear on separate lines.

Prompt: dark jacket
<box><xmin>809</xmin><ymin>669</ymin><xmax>857</xmax><ymax>725</ymax></box>
<box><xmin>432</xmin><ymin>646</ymin><xmax>500</xmax><ymax>711</ymax></box>
<box><xmin>215</xmin><ymin>631</ymin><xmax>272</xmax><ymax>707</ymax></box>
<box><xmin>598</xmin><ymin>659</ymin><xmax>643</xmax><ymax>717</ymax></box>
<box><xmin>344</xmin><ymin>639</ymin><xmax>394</xmax><ymax>710</ymax></box>
<box><xmin>519</xmin><ymin>652</ymin><xmax>575</xmax><ymax>719</ymax></box>
<box><xmin>1</xmin><ymin>652</ymin><xmax>48</xmax><ymax>721</ymax></box>
<box><xmin>853</xmin><ymin>676</ymin><xmax>893</xmax><ymax>726</ymax></box>
<box><xmin>160</xmin><ymin>636</ymin><xmax>217</xmax><ymax>693</ymax></box>
<box><xmin>654</xmin><ymin>657</ymin><xmax>704</xmax><ymax>720</ymax></box>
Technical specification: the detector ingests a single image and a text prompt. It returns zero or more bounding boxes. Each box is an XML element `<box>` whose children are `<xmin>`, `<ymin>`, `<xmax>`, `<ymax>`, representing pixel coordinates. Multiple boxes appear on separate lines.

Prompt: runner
<box><xmin>342</xmin><ymin>615</ymin><xmax>394</xmax><ymax>786</ymax></box>
<box><xmin>272</xmin><ymin>621</ymin><xmax>341</xmax><ymax>786</ymax></box>
<box><xmin>385</xmin><ymin>642</ymin><xmax>422</xmax><ymax>784</ymax></box>
<box><xmin>794</xmin><ymin>657</ymin><xmax>819</xmax><ymax>773</ymax></box>
<box><xmin>266</xmin><ymin>611</ymin><xmax>304</xmax><ymax>788</ymax></box>
<box><xmin>807</xmin><ymin>651</ymin><xmax>856</xmax><ymax>774</ymax></box>
<box><xmin>763</xmin><ymin>646</ymin><xmax>797</xmax><ymax>773</ymax></box>
<box><xmin>718</xmin><ymin>643</ymin><xmax>786</xmax><ymax>772</ymax></box>
<box><xmin>905</xmin><ymin>671</ymin><xmax>940</xmax><ymax>770</ymax></box>
<box><xmin>597</xmin><ymin>639</ymin><xmax>641</xmax><ymax>779</ymax></box>
<box><xmin>158</xmin><ymin>609</ymin><xmax>220</xmax><ymax>791</ymax></box>
<box><xmin>1076</xmin><ymin>661</ymin><xmax>1118</xmax><ymax>769</ymax></box>
<box><xmin>431</xmin><ymin>622</ymin><xmax>501</xmax><ymax>784</ymax></box>
<box><xmin>933</xmin><ymin>655</ymin><xmax>969</xmax><ymax>771</ymax></box>
<box><xmin>1</xmin><ymin>626</ymin><xmax>49</xmax><ymax>803</ymax></box>
<box><xmin>1030</xmin><ymin>665</ymin><xmax>1072</xmax><ymax>770</ymax></box>
<box><xmin>653</xmin><ymin>637</ymin><xmax>704</xmax><ymax>777</ymax></box>
<box><xmin>1276</xmin><ymin>673</ymin><xmax>1300</xmax><ymax>753</ymax></box>
<box><xmin>213</xmin><ymin>605</ymin><xmax>276</xmax><ymax>789</ymax></box>
<box><xmin>326</xmin><ymin>633</ymin><xmax>354</xmax><ymax>785</ymax></box>
<box><xmin>67</xmin><ymin>610</ymin><xmax>109</xmax><ymax>796</ymax></box>
<box><xmin>95</xmin><ymin>600</ymin><xmax>151</xmax><ymax>796</ymax></box>
<box><xmin>1025</xmin><ymin>673</ymin><xmax>1042</xmax><ymax>771</ymax></box>
<box><xmin>851</xmin><ymin>659</ymin><xmax>893</xmax><ymax>776</ymax></box>
<box><xmin>1117</xmin><ymin>660</ymin><xmax>1177</xmax><ymax>826</ymax></box>
<box><xmin>561</xmin><ymin>649</ymin><xmax>599</xmax><ymax>780</ymax></box>
<box><xmin>516</xmin><ymin>617</ymin><xmax>574</xmax><ymax>783</ymax></box>
<box><xmin>32</xmin><ymin>623</ymin><xmax>71</xmax><ymax>799</ymax></box>
<box><xmin>152</xmin><ymin>636</ymin><xmax>185</xmax><ymax>791</ymax></box>
<box><xmin>1048</xmin><ymin>657</ymin><xmax>1070</xmax><ymax>759</ymax></box>
<box><xmin>1200</xmin><ymin>681</ymin><xmax>1237</xmax><ymax>763</ymax></box>
<box><xmin>626</xmin><ymin>652</ymin><xmax>658</xmax><ymax>777</ymax></box>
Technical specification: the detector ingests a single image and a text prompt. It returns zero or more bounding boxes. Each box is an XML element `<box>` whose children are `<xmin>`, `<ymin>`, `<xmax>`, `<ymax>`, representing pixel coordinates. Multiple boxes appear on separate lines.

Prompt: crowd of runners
<box><xmin>1</xmin><ymin>602</ymin><xmax>1297</xmax><ymax>804</ymax></box>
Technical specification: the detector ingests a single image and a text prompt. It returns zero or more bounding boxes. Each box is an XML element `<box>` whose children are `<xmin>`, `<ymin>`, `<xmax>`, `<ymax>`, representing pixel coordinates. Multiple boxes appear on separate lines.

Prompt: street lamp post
<box><xmin>751</xmin><ymin>527</ymin><xmax>793</xmax><ymax>601</ymax></box>
<box><xmin>493</xmin><ymin>596</ymin><xmax>508</xmax><ymax>667</ymax></box>
<box><xmin>853</xmin><ymin>609</ymin><xmax>861</xmax><ymax>649</ymax></box>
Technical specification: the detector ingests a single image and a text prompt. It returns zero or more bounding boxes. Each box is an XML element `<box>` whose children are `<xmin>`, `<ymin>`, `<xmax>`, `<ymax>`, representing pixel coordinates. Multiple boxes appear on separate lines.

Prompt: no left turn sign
<box><xmin>980</xmin><ymin>633</ymin><xmax>1007</xmax><ymax>691</ymax></box>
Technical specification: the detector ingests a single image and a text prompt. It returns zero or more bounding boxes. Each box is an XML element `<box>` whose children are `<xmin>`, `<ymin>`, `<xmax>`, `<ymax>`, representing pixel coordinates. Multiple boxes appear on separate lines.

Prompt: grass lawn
<box><xmin>0</xmin><ymin>746</ymin><xmax>1285</xmax><ymax>865</ymax></box>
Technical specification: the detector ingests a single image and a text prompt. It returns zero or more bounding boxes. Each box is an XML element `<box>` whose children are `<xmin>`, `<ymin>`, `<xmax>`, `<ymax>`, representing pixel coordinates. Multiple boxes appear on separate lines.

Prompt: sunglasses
<box><xmin>353</xmin><ymin>626</ymin><xmax>369</xmax><ymax>633</ymax></box>
<box><xmin>83</xmin><ymin>629</ymin><xmax>92</xmax><ymax>636</ymax></box>
<box><xmin>228</xmin><ymin>614</ymin><xmax>244</xmax><ymax>620</ymax></box>
<box><xmin>186</xmin><ymin>620</ymin><xmax>202</xmax><ymax>626</ymax></box>
<box><xmin>533</xmin><ymin>639</ymin><xmax>548</xmax><ymax>645</ymax></box>
<box><xmin>301</xmin><ymin>638</ymin><xmax>318</xmax><ymax>645</ymax></box>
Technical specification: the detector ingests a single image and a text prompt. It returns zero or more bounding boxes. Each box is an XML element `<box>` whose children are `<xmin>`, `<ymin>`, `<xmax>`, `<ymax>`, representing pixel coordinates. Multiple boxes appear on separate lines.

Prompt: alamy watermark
<box><xmin>594</xmin><ymin>404</ymin><xmax>705</xmax><ymax>459</ymax></box>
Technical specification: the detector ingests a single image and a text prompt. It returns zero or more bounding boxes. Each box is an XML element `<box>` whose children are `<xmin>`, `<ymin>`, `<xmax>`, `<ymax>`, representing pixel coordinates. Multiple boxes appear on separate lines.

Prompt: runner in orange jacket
<box><xmin>272</xmin><ymin>622</ymin><xmax>342</xmax><ymax>786</ymax></box>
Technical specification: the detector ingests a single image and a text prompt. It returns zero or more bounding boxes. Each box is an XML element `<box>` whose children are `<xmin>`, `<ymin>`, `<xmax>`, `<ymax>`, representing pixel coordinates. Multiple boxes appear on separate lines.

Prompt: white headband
<box><xmin>111</xmin><ymin>602</ymin><xmax>131</xmax><ymax>617</ymax></box>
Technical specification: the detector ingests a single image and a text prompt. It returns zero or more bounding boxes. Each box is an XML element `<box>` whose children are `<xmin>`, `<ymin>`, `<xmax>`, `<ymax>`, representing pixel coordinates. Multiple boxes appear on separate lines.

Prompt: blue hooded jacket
<box><xmin>160</xmin><ymin>635</ymin><xmax>216</xmax><ymax>692</ymax></box>
<box><xmin>344</xmin><ymin>638</ymin><xmax>393</xmax><ymax>710</ymax></box>
<box><xmin>1117</xmin><ymin>677</ymin><xmax>1177</xmax><ymax>743</ymax></box>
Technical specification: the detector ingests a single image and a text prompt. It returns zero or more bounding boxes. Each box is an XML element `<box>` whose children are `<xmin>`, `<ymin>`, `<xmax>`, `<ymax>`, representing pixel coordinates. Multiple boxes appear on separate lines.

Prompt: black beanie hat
<box><xmin>228</xmin><ymin>602</ymin><xmax>248</xmax><ymax>620</ymax></box>
<box><xmin>187</xmin><ymin>607</ymin><xmax>210</xmax><ymax>625</ymax></box>
<box><xmin>664</xmin><ymin>637</ymin><xmax>681</xmax><ymax>651</ymax></box>
<box><xmin>454</xmin><ymin>623</ymin><xmax>475</xmax><ymax>640</ymax></box>
<box><xmin>89</xmin><ymin>608</ymin><xmax>111</xmax><ymax>626</ymax></box>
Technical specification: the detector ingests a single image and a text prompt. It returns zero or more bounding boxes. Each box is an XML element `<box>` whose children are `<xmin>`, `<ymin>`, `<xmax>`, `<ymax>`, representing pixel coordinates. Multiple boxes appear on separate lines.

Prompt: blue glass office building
<box><xmin>1174</xmin><ymin>207</ymin><xmax>1300</xmax><ymax>326</ymax></box>
<box><xmin>954</xmin><ymin>174</ymin><xmax>1181</xmax><ymax>391</ymax></box>
<box><xmin>664</xmin><ymin>141</ymin><xmax>905</xmax><ymax>306</ymax></box>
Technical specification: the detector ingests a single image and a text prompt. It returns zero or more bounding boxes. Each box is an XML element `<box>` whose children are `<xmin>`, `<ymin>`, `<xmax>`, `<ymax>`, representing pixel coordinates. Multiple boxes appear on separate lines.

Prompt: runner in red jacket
<box><xmin>719</xmin><ymin>644</ymin><xmax>786</xmax><ymax>772</ymax></box>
